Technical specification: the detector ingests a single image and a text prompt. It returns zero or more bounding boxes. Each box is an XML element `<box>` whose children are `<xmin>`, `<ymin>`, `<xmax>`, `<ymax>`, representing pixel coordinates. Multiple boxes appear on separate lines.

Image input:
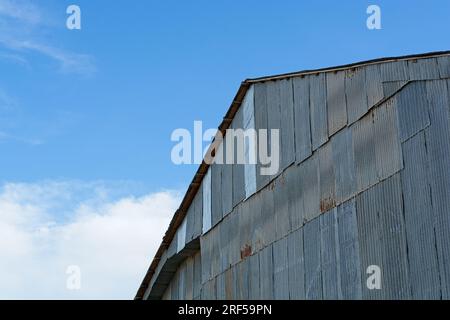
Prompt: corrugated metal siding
<box><xmin>438</xmin><ymin>56</ymin><xmax>450</xmax><ymax>78</ymax></box>
<box><xmin>408</xmin><ymin>58</ymin><xmax>440</xmax><ymax>80</ymax></box>
<box><xmin>249</xmin><ymin>252</ymin><xmax>261</xmax><ymax>299</ymax></box>
<box><xmin>279</xmin><ymin>79</ymin><xmax>296</xmax><ymax>170</ymax></box>
<box><xmin>326</xmin><ymin>71</ymin><xmax>347</xmax><ymax>136</ymax></box>
<box><xmin>310</xmin><ymin>73</ymin><xmax>329</xmax><ymax>150</ymax></box>
<box><xmin>304</xmin><ymin>217</ymin><xmax>323</xmax><ymax>300</ymax></box>
<box><xmin>320</xmin><ymin>209</ymin><xmax>340</xmax><ymax>299</ymax></box>
<box><xmin>243</xmin><ymin>86</ymin><xmax>257</xmax><ymax>199</ymax></box>
<box><xmin>274</xmin><ymin>173</ymin><xmax>291</xmax><ymax>240</ymax></box>
<box><xmin>299</xmin><ymin>154</ymin><xmax>320</xmax><ymax>222</ymax></box>
<box><xmin>273</xmin><ymin>237</ymin><xmax>289</xmax><ymax>299</ymax></box>
<box><xmin>293</xmin><ymin>77</ymin><xmax>312</xmax><ymax>163</ymax></box>
<box><xmin>318</xmin><ymin>141</ymin><xmax>336</xmax><ymax>213</ymax></box>
<box><xmin>380</xmin><ymin>60</ymin><xmax>409</xmax><ymax>81</ymax></box>
<box><xmin>365</xmin><ymin>64</ymin><xmax>384</xmax><ymax>108</ymax></box>
<box><xmin>202</xmin><ymin>169</ymin><xmax>212</xmax><ymax>234</ymax></box>
<box><xmin>254</xmin><ymin>82</ymin><xmax>270</xmax><ymax>190</ymax></box>
<box><xmin>287</xmin><ymin>227</ymin><xmax>305</xmax><ymax>299</ymax></box>
<box><xmin>345</xmin><ymin>67</ymin><xmax>368</xmax><ymax>124</ymax></box>
<box><xmin>332</xmin><ymin>128</ymin><xmax>356</xmax><ymax>204</ymax></box>
<box><xmin>231</xmin><ymin>107</ymin><xmax>246</xmax><ymax>207</ymax></box>
<box><xmin>259</xmin><ymin>244</ymin><xmax>274</xmax><ymax>299</ymax></box>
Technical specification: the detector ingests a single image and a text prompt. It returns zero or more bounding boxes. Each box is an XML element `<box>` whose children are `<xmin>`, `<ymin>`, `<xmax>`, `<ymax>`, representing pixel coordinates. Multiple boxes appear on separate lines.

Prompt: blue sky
<box><xmin>0</xmin><ymin>0</ymin><xmax>449</xmax><ymax>299</ymax></box>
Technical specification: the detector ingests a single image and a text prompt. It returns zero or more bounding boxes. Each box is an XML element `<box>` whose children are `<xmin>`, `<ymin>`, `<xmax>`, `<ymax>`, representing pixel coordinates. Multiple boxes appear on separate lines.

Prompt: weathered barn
<box><xmin>136</xmin><ymin>51</ymin><xmax>450</xmax><ymax>300</ymax></box>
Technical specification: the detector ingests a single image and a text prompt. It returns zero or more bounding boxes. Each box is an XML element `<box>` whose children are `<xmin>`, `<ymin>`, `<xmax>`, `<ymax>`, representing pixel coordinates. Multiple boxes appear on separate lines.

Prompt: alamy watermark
<box><xmin>367</xmin><ymin>5</ymin><xmax>382</xmax><ymax>30</ymax></box>
<box><xmin>66</xmin><ymin>265</ymin><xmax>81</xmax><ymax>290</ymax></box>
<box><xmin>171</xmin><ymin>121</ymin><xmax>280</xmax><ymax>176</ymax></box>
<box><xmin>66</xmin><ymin>5</ymin><xmax>81</xmax><ymax>30</ymax></box>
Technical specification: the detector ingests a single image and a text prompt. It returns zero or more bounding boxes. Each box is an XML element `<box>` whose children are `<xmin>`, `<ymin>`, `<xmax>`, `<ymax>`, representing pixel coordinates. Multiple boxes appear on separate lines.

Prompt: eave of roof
<box><xmin>135</xmin><ymin>50</ymin><xmax>450</xmax><ymax>300</ymax></box>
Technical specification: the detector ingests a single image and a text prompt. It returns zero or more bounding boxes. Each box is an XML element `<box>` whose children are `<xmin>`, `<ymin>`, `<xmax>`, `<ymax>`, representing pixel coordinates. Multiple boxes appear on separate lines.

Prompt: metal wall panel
<box><xmin>279</xmin><ymin>79</ymin><xmax>296</xmax><ymax>170</ymax></box>
<box><xmin>304</xmin><ymin>218</ymin><xmax>323</xmax><ymax>300</ymax></box>
<box><xmin>202</xmin><ymin>169</ymin><xmax>212</xmax><ymax>234</ymax></box>
<box><xmin>185</xmin><ymin>256</ymin><xmax>194</xmax><ymax>300</ymax></box>
<box><xmin>254</xmin><ymin>82</ymin><xmax>271</xmax><ymax>189</ymax></box>
<box><xmin>286</xmin><ymin>164</ymin><xmax>304</xmax><ymax>231</ymax></box>
<box><xmin>373</xmin><ymin>97</ymin><xmax>403</xmax><ymax>181</ymax></box>
<box><xmin>266</xmin><ymin>80</ymin><xmax>281</xmax><ymax>179</ymax></box>
<box><xmin>437</xmin><ymin>56</ymin><xmax>450</xmax><ymax>78</ymax></box>
<box><xmin>408</xmin><ymin>58</ymin><xmax>440</xmax><ymax>80</ymax></box>
<box><xmin>357</xmin><ymin>174</ymin><xmax>410</xmax><ymax>300</ymax></box>
<box><xmin>380</xmin><ymin>60</ymin><xmax>409</xmax><ymax>81</ymax></box>
<box><xmin>332</xmin><ymin>128</ymin><xmax>356</xmax><ymax>204</ymax></box>
<box><xmin>171</xmin><ymin>270</ymin><xmax>180</xmax><ymax>300</ymax></box>
<box><xmin>382</xmin><ymin>81</ymin><xmax>408</xmax><ymax>98</ymax></box>
<box><xmin>287</xmin><ymin>227</ymin><xmax>305</xmax><ymax>299</ymax></box>
<box><xmin>249</xmin><ymin>252</ymin><xmax>261</xmax><ymax>299</ymax></box>
<box><xmin>236</xmin><ymin>259</ymin><xmax>250</xmax><ymax>300</ymax></box>
<box><xmin>310</xmin><ymin>73</ymin><xmax>329</xmax><ymax>150</ymax></box>
<box><xmin>201</xmin><ymin>279</ymin><xmax>216</xmax><ymax>300</ymax></box>
<box><xmin>273</xmin><ymin>237</ymin><xmax>290</xmax><ymax>299</ymax></box>
<box><xmin>401</xmin><ymin>132</ymin><xmax>441</xmax><ymax>299</ymax></box>
<box><xmin>425</xmin><ymin>80</ymin><xmax>450</xmax><ymax>299</ymax></box>
<box><xmin>229</xmin><ymin>208</ymin><xmax>241</xmax><ymax>267</ymax></box>
<box><xmin>238</xmin><ymin>200</ymin><xmax>252</xmax><ymax>262</ymax></box>
<box><xmin>250</xmin><ymin>191</ymin><xmax>264</xmax><ymax>253</ymax></box>
<box><xmin>396</xmin><ymin>82</ymin><xmax>430</xmax><ymax>142</ymax></box>
<box><xmin>260</xmin><ymin>185</ymin><xmax>276</xmax><ymax>248</ymax></box>
<box><xmin>243</xmin><ymin>86</ymin><xmax>257</xmax><ymax>199</ymax></box>
<box><xmin>299</xmin><ymin>154</ymin><xmax>320</xmax><ymax>222</ymax></box>
<box><xmin>274</xmin><ymin>173</ymin><xmax>291</xmax><ymax>240</ymax></box>
<box><xmin>221</xmin><ymin>147</ymin><xmax>233</xmax><ymax>218</ymax></box>
<box><xmin>178</xmin><ymin>262</ymin><xmax>186</xmax><ymax>300</ymax></box>
<box><xmin>200</xmin><ymin>233</ymin><xmax>211</xmax><ymax>284</ymax></box>
<box><xmin>216</xmin><ymin>272</ymin><xmax>226</xmax><ymax>300</ymax></box>
<box><xmin>193</xmin><ymin>251</ymin><xmax>202</xmax><ymax>299</ymax></box>
<box><xmin>211</xmin><ymin>162</ymin><xmax>222</xmax><ymax>227</ymax></box>
<box><xmin>293</xmin><ymin>77</ymin><xmax>312</xmax><ymax>163</ymax></box>
<box><xmin>346</xmin><ymin>67</ymin><xmax>368</xmax><ymax>124</ymax></box>
<box><xmin>177</xmin><ymin>217</ymin><xmax>187</xmax><ymax>253</ymax></box>
<box><xmin>185</xmin><ymin>203</ymin><xmax>195</xmax><ymax>244</ymax></box>
<box><xmin>365</xmin><ymin>64</ymin><xmax>384</xmax><ymax>108</ymax></box>
<box><xmin>220</xmin><ymin>214</ymin><xmax>230</xmax><ymax>273</ymax></box>
<box><xmin>232</xmin><ymin>107</ymin><xmax>246</xmax><ymax>207</ymax></box>
<box><xmin>211</xmin><ymin>226</ymin><xmax>221</xmax><ymax>279</ymax></box>
<box><xmin>259</xmin><ymin>244</ymin><xmax>274</xmax><ymax>299</ymax></box>
<box><xmin>318</xmin><ymin>141</ymin><xmax>336</xmax><ymax>213</ymax></box>
<box><xmin>337</xmin><ymin>199</ymin><xmax>362</xmax><ymax>300</ymax></box>
<box><xmin>326</xmin><ymin>71</ymin><xmax>347</xmax><ymax>136</ymax></box>
<box><xmin>320</xmin><ymin>209</ymin><xmax>340</xmax><ymax>299</ymax></box>
<box><xmin>193</xmin><ymin>186</ymin><xmax>203</xmax><ymax>240</ymax></box>
<box><xmin>352</xmin><ymin>111</ymin><xmax>377</xmax><ymax>192</ymax></box>
<box><xmin>225</xmin><ymin>268</ymin><xmax>235</xmax><ymax>300</ymax></box>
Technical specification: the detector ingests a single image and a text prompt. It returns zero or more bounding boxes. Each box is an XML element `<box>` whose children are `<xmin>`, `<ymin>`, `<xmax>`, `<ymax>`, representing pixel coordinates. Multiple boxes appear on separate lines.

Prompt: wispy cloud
<box><xmin>0</xmin><ymin>180</ymin><xmax>181</xmax><ymax>299</ymax></box>
<box><xmin>0</xmin><ymin>0</ymin><xmax>96</xmax><ymax>75</ymax></box>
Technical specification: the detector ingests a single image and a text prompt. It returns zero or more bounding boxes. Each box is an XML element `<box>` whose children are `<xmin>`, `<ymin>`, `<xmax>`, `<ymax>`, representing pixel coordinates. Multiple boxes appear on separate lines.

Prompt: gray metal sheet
<box><xmin>185</xmin><ymin>256</ymin><xmax>194</xmax><ymax>300</ymax></box>
<box><xmin>373</xmin><ymin>97</ymin><xmax>403</xmax><ymax>181</ymax></box>
<box><xmin>425</xmin><ymin>80</ymin><xmax>450</xmax><ymax>299</ymax></box>
<box><xmin>202</xmin><ymin>169</ymin><xmax>212</xmax><ymax>234</ymax></box>
<box><xmin>193</xmin><ymin>186</ymin><xmax>203</xmax><ymax>239</ymax></box>
<box><xmin>200</xmin><ymin>233</ymin><xmax>211</xmax><ymax>284</ymax></box>
<box><xmin>274</xmin><ymin>172</ymin><xmax>291</xmax><ymax>240</ymax></box>
<box><xmin>220</xmin><ymin>213</ymin><xmax>230</xmax><ymax>273</ymax></box>
<box><xmin>318</xmin><ymin>141</ymin><xmax>336</xmax><ymax>213</ymax></box>
<box><xmin>231</xmin><ymin>107</ymin><xmax>246</xmax><ymax>207</ymax></box>
<box><xmin>225</xmin><ymin>268</ymin><xmax>234</xmax><ymax>300</ymax></box>
<box><xmin>396</xmin><ymin>81</ymin><xmax>430</xmax><ymax>142</ymax></box>
<box><xmin>346</xmin><ymin>67</ymin><xmax>368</xmax><ymax>124</ymax></box>
<box><xmin>336</xmin><ymin>199</ymin><xmax>362</xmax><ymax>300</ymax></box>
<box><xmin>304</xmin><ymin>218</ymin><xmax>322</xmax><ymax>300</ymax></box>
<box><xmin>170</xmin><ymin>270</ymin><xmax>180</xmax><ymax>300</ymax></box>
<box><xmin>286</xmin><ymin>164</ymin><xmax>304</xmax><ymax>230</ymax></box>
<box><xmin>382</xmin><ymin>81</ymin><xmax>408</xmax><ymax>98</ymax></box>
<box><xmin>201</xmin><ymin>278</ymin><xmax>216</xmax><ymax>300</ymax></box>
<box><xmin>211</xmin><ymin>226</ymin><xmax>221</xmax><ymax>280</ymax></box>
<box><xmin>299</xmin><ymin>154</ymin><xmax>320</xmax><ymax>222</ymax></box>
<box><xmin>279</xmin><ymin>78</ymin><xmax>296</xmax><ymax>170</ymax></box>
<box><xmin>229</xmin><ymin>209</ymin><xmax>241</xmax><ymax>267</ymax></box>
<box><xmin>408</xmin><ymin>58</ymin><xmax>440</xmax><ymax>80</ymax></box>
<box><xmin>401</xmin><ymin>132</ymin><xmax>441</xmax><ymax>299</ymax></box>
<box><xmin>193</xmin><ymin>251</ymin><xmax>202</xmax><ymax>299</ymax></box>
<box><xmin>211</xmin><ymin>163</ymin><xmax>222</xmax><ymax>227</ymax></box>
<box><xmin>259</xmin><ymin>244</ymin><xmax>274</xmax><ymax>299</ymax></box>
<box><xmin>236</xmin><ymin>259</ymin><xmax>250</xmax><ymax>300</ymax></box>
<box><xmin>216</xmin><ymin>272</ymin><xmax>226</xmax><ymax>300</ymax></box>
<box><xmin>310</xmin><ymin>73</ymin><xmax>329</xmax><ymax>150</ymax></box>
<box><xmin>437</xmin><ymin>56</ymin><xmax>450</xmax><ymax>78</ymax></box>
<box><xmin>320</xmin><ymin>209</ymin><xmax>340</xmax><ymax>300</ymax></box>
<box><xmin>249</xmin><ymin>252</ymin><xmax>261</xmax><ymax>299</ymax></box>
<box><xmin>365</xmin><ymin>64</ymin><xmax>384</xmax><ymax>109</ymax></box>
<box><xmin>185</xmin><ymin>203</ymin><xmax>195</xmax><ymax>243</ymax></box>
<box><xmin>273</xmin><ymin>237</ymin><xmax>289</xmax><ymax>299</ymax></box>
<box><xmin>167</xmin><ymin>237</ymin><xmax>177</xmax><ymax>258</ymax></box>
<box><xmin>287</xmin><ymin>227</ymin><xmax>305</xmax><ymax>299</ymax></box>
<box><xmin>332</xmin><ymin>128</ymin><xmax>356</xmax><ymax>204</ymax></box>
<box><xmin>260</xmin><ymin>186</ymin><xmax>276</xmax><ymax>248</ymax></box>
<box><xmin>266</xmin><ymin>80</ymin><xmax>281</xmax><ymax>178</ymax></box>
<box><xmin>326</xmin><ymin>70</ymin><xmax>347</xmax><ymax>136</ymax></box>
<box><xmin>293</xmin><ymin>77</ymin><xmax>312</xmax><ymax>163</ymax></box>
<box><xmin>380</xmin><ymin>60</ymin><xmax>409</xmax><ymax>81</ymax></box>
<box><xmin>243</xmin><ymin>86</ymin><xmax>257</xmax><ymax>199</ymax></box>
<box><xmin>254</xmin><ymin>82</ymin><xmax>271</xmax><ymax>189</ymax></box>
<box><xmin>221</xmin><ymin>165</ymin><xmax>233</xmax><ymax>218</ymax></box>
<box><xmin>249</xmin><ymin>191</ymin><xmax>264</xmax><ymax>253</ymax></box>
<box><xmin>351</xmin><ymin>112</ymin><xmax>377</xmax><ymax>192</ymax></box>
<box><xmin>178</xmin><ymin>263</ymin><xmax>186</xmax><ymax>300</ymax></box>
<box><xmin>238</xmin><ymin>200</ymin><xmax>252</xmax><ymax>262</ymax></box>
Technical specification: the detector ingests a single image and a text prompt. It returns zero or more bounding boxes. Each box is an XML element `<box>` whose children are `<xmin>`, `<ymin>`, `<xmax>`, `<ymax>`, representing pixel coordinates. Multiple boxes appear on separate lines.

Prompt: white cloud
<box><xmin>0</xmin><ymin>0</ymin><xmax>41</xmax><ymax>24</ymax></box>
<box><xmin>0</xmin><ymin>181</ymin><xmax>181</xmax><ymax>299</ymax></box>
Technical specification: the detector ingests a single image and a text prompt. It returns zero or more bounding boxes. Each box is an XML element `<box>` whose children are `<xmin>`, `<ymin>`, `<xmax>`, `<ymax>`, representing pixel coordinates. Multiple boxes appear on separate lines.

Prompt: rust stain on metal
<box><xmin>320</xmin><ymin>197</ymin><xmax>336</xmax><ymax>213</ymax></box>
<box><xmin>240</xmin><ymin>244</ymin><xmax>252</xmax><ymax>260</ymax></box>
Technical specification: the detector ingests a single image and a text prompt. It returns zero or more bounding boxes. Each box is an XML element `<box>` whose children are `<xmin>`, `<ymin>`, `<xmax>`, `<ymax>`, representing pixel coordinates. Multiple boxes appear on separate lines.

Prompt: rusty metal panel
<box><xmin>259</xmin><ymin>244</ymin><xmax>274</xmax><ymax>299</ymax></box>
<box><xmin>236</xmin><ymin>258</ymin><xmax>250</xmax><ymax>300</ymax></box>
<box><xmin>249</xmin><ymin>252</ymin><xmax>261</xmax><ymax>299</ymax></box>
<box><xmin>225</xmin><ymin>268</ymin><xmax>235</xmax><ymax>300</ymax></box>
<box><xmin>408</xmin><ymin>58</ymin><xmax>440</xmax><ymax>80</ymax></box>
<box><xmin>357</xmin><ymin>174</ymin><xmax>410</xmax><ymax>300</ymax></box>
<box><xmin>202</xmin><ymin>169</ymin><xmax>212</xmax><ymax>234</ymax></box>
<box><xmin>396</xmin><ymin>81</ymin><xmax>430</xmax><ymax>142</ymax></box>
<box><xmin>287</xmin><ymin>227</ymin><xmax>305</xmax><ymax>299</ymax></box>
<box><xmin>193</xmin><ymin>251</ymin><xmax>202</xmax><ymax>299</ymax></box>
<box><xmin>401</xmin><ymin>132</ymin><xmax>440</xmax><ymax>299</ymax></box>
<box><xmin>365</xmin><ymin>64</ymin><xmax>384</xmax><ymax>109</ymax></box>
<box><xmin>310</xmin><ymin>73</ymin><xmax>329</xmax><ymax>150</ymax></box>
<box><xmin>299</xmin><ymin>154</ymin><xmax>320</xmax><ymax>222</ymax></box>
<box><xmin>380</xmin><ymin>60</ymin><xmax>409</xmax><ymax>81</ymax></box>
<box><xmin>304</xmin><ymin>218</ymin><xmax>322</xmax><ymax>300</ymax></box>
<box><xmin>216</xmin><ymin>272</ymin><xmax>226</xmax><ymax>300</ymax></box>
<box><xmin>373</xmin><ymin>97</ymin><xmax>403</xmax><ymax>181</ymax></box>
<box><xmin>211</xmin><ymin>163</ymin><xmax>222</xmax><ymax>227</ymax></box>
<box><xmin>326</xmin><ymin>70</ymin><xmax>347</xmax><ymax>136</ymax></box>
<box><xmin>238</xmin><ymin>200</ymin><xmax>252</xmax><ymax>262</ymax></box>
<box><xmin>337</xmin><ymin>199</ymin><xmax>362</xmax><ymax>300</ymax></box>
<box><xmin>274</xmin><ymin>173</ymin><xmax>291</xmax><ymax>240</ymax></box>
<box><xmin>425</xmin><ymin>80</ymin><xmax>450</xmax><ymax>299</ymax></box>
<box><xmin>352</xmin><ymin>112</ymin><xmax>377</xmax><ymax>192</ymax></box>
<box><xmin>332</xmin><ymin>128</ymin><xmax>356</xmax><ymax>204</ymax></box>
<box><xmin>273</xmin><ymin>237</ymin><xmax>289</xmax><ymax>299</ymax></box>
<box><xmin>320</xmin><ymin>209</ymin><xmax>340</xmax><ymax>300</ymax></box>
<box><xmin>346</xmin><ymin>67</ymin><xmax>368</xmax><ymax>124</ymax></box>
<box><xmin>254</xmin><ymin>82</ymin><xmax>271</xmax><ymax>189</ymax></box>
<box><xmin>437</xmin><ymin>56</ymin><xmax>450</xmax><ymax>78</ymax></box>
<box><xmin>260</xmin><ymin>185</ymin><xmax>276</xmax><ymax>248</ymax></box>
<box><xmin>293</xmin><ymin>77</ymin><xmax>312</xmax><ymax>163</ymax></box>
<box><xmin>279</xmin><ymin>78</ymin><xmax>296</xmax><ymax>170</ymax></box>
<box><xmin>318</xmin><ymin>141</ymin><xmax>336</xmax><ymax>213</ymax></box>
